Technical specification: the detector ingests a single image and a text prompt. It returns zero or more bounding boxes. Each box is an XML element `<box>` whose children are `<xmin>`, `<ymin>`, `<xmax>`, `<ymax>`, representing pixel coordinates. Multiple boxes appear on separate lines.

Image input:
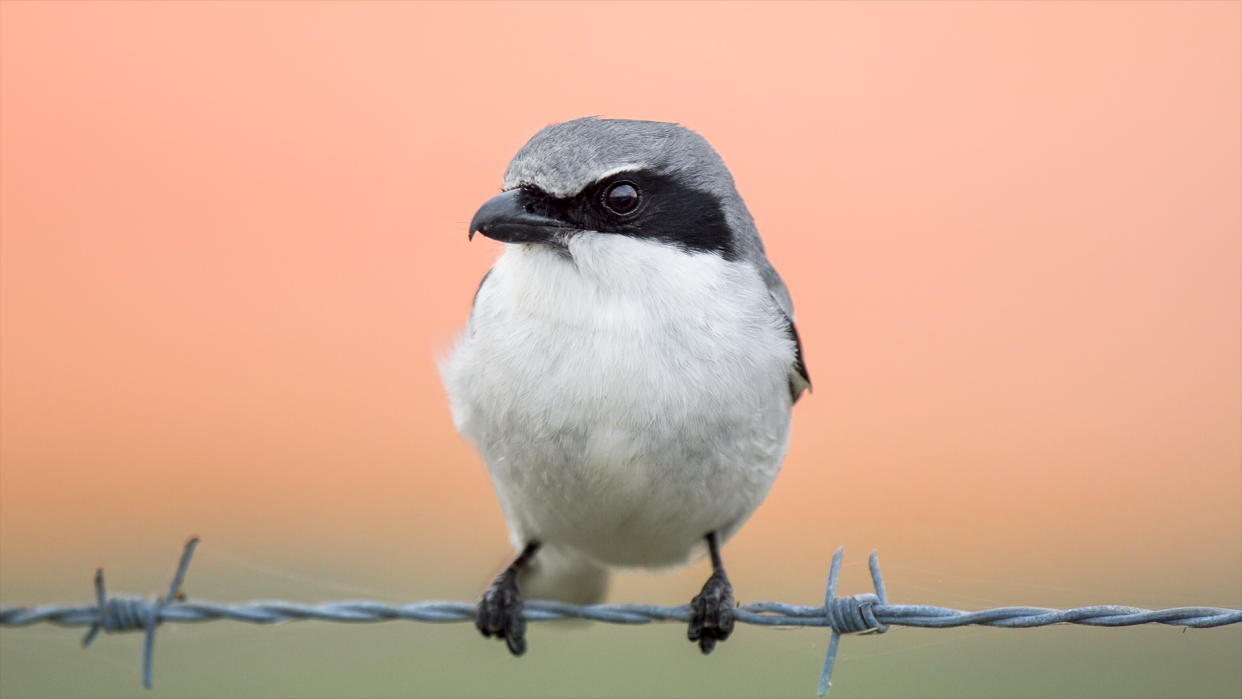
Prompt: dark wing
<box><xmin>759</xmin><ymin>265</ymin><xmax>809</xmax><ymax>404</ymax></box>
<box><xmin>472</xmin><ymin>267</ymin><xmax>493</xmax><ymax>310</ymax></box>
<box><xmin>785</xmin><ymin>312</ymin><xmax>811</xmax><ymax>403</ymax></box>
<box><xmin>466</xmin><ymin>267</ymin><xmax>493</xmax><ymax>333</ymax></box>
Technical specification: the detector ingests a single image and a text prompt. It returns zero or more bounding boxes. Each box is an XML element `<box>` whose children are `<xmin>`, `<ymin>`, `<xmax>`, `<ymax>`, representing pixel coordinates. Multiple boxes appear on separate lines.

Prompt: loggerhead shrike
<box><xmin>442</xmin><ymin>117</ymin><xmax>809</xmax><ymax>656</ymax></box>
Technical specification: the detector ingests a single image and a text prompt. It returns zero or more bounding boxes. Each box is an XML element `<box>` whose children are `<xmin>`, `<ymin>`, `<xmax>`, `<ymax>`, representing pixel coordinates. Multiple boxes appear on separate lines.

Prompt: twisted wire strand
<box><xmin>0</xmin><ymin>541</ymin><xmax>1238</xmax><ymax>695</ymax></box>
<box><xmin>7</xmin><ymin>599</ymin><xmax>1239</xmax><ymax>629</ymax></box>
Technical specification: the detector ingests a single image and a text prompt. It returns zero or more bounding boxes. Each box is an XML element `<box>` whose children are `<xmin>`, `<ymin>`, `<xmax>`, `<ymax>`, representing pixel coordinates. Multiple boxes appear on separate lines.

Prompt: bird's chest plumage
<box><xmin>443</xmin><ymin>236</ymin><xmax>795</xmax><ymax>566</ymax></box>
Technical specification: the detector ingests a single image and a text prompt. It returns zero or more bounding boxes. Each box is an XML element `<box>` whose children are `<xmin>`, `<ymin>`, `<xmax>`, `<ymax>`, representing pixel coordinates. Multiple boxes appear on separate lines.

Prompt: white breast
<box><xmin>441</xmin><ymin>234</ymin><xmax>796</xmax><ymax>568</ymax></box>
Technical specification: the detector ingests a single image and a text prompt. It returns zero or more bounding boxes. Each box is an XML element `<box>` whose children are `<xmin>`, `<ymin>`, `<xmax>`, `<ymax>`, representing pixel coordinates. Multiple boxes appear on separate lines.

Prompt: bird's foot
<box><xmin>687</xmin><ymin>570</ymin><xmax>734</xmax><ymax>654</ymax></box>
<box><xmin>476</xmin><ymin>569</ymin><xmax>527</xmax><ymax>655</ymax></box>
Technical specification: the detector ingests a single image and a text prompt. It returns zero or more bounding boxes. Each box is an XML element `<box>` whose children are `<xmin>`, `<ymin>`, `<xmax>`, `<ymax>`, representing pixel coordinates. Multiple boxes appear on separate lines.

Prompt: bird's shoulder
<box><xmin>757</xmin><ymin>262</ymin><xmax>810</xmax><ymax>404</ymax></box>
<box><xmin>780</xmin><ymin>300</ymin><xmax>811</xmax><ymax>404</ymax></box>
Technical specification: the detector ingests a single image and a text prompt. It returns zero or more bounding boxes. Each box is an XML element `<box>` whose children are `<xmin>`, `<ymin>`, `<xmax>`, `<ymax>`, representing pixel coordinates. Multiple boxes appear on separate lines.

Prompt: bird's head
<box><xmin>468</xmin><ymin>118</ymin><xmax>758</xmax><ymax>261</ymax></box>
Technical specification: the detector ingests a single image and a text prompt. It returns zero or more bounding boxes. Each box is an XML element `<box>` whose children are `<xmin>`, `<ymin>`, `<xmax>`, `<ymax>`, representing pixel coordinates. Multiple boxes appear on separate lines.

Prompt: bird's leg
<box><xmin>687</xmin><ymin>531</ymin><xmax>735</xmax><ymax>654</ymax></box>
<box><xmin>476</xmin><ymin>541</ymin><xmax>540</xmax><ymax>656</ymax></box>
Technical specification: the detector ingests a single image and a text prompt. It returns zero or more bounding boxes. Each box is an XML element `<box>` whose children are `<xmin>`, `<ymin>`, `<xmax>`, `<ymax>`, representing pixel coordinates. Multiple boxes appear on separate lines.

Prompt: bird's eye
<box><xmin>602</xmin><ymin>181</ymin><xmax>640</xmax><ymax>215</ymax></box>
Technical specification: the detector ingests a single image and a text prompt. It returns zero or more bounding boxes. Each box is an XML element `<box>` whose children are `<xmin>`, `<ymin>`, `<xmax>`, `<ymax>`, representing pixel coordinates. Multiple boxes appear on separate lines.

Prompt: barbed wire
<box><xmin>1</xmin><ymin>538</ymin><xmax>1238</xmax><ymax>695</ymax></box>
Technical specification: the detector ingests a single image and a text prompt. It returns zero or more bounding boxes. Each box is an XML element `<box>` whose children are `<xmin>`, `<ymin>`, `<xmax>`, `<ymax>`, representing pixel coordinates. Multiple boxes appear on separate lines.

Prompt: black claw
<box><xmin>688</xmin><ymin>570</ymin><xmax>734</xmax><ymax>654</ymax></box>
<box><xmin>476</xmin><ymin>570</ymin><xmax>526</xmax><ymax>656</ymax></box>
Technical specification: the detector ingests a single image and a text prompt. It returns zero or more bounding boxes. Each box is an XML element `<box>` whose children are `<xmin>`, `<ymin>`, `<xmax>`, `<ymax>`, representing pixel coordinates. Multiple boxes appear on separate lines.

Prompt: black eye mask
<box><xmin>515</xmin><ymin>170</ymin><xmax>737</xmax><ymax>260</ymax></box>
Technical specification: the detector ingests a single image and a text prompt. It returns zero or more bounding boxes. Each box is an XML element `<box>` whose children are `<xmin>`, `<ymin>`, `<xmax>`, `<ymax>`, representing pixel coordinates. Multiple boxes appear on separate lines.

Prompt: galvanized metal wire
<box><xmin>1</xmin><ymin>538</ymin><xmax>1238</xmax><ymax>694</ymax></box>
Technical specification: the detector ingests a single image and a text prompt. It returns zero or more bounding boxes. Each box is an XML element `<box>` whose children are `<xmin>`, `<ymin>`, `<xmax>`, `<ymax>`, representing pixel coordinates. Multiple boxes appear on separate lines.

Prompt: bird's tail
<box><xmin>518</xmin><ymin>545</ymin><xmax>608</xmax><ymax>604</ymax></box>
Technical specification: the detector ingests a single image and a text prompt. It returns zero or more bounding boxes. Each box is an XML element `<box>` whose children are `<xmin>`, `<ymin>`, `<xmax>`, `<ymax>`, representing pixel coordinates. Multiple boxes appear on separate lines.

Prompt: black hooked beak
<box><xmin>468</xmin><ymin>189</ymin><xmax>572</xmax><ymax>245</ymax></box>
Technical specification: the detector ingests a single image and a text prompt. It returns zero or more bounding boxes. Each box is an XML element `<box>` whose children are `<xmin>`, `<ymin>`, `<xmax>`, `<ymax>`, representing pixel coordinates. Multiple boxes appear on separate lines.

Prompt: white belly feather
<box><xmin>442</xmin><ymin>233</ymin><xmax>795</xmax><ymax>568</ymax></box>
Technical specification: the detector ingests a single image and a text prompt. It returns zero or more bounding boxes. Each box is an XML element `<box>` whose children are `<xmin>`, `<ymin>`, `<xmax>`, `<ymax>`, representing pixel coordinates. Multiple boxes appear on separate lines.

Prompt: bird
<box><xmin>441</xmin><ymin>117</ymin><xmax>809</xmax><ymax>657</ymax></box>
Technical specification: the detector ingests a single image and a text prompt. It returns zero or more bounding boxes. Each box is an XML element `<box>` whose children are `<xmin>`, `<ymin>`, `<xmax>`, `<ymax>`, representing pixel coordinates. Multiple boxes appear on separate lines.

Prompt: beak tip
<box><xmin>467</xmin><ymin>189</ymin><xmax>564</xmax><ymax>246</ymax></box>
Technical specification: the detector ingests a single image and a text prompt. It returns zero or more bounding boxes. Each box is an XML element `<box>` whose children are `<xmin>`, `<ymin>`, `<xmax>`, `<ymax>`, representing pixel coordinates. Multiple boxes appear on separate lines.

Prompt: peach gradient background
<box><xmin>1</xmin><ymin>2</ymin><xmax>1239</xmax><ymax>697</ymax></box>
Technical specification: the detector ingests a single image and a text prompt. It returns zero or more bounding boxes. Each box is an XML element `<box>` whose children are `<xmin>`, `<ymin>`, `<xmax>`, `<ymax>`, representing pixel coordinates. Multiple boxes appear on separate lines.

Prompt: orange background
<box><xmin>1</xmin><ymin>2</ymin><xmax>1239</xmax><ymax>697</ymax></box>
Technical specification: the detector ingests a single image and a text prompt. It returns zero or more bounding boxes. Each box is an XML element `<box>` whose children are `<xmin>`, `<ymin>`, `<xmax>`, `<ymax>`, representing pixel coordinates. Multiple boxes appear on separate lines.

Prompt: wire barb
<box><xmin>1</xmin><ymin>539</ymin><xmax>1238</xmax><ymax>694</ymax></box>
<box><xmin>817</xmin><ymin>547</ymin><xmax>889</xmax><ymax>695</ymax></box>
<box><xmin>78</xmin><ymin>537</ymin><xmax>199</xmax><ymax>689</ymax></box>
